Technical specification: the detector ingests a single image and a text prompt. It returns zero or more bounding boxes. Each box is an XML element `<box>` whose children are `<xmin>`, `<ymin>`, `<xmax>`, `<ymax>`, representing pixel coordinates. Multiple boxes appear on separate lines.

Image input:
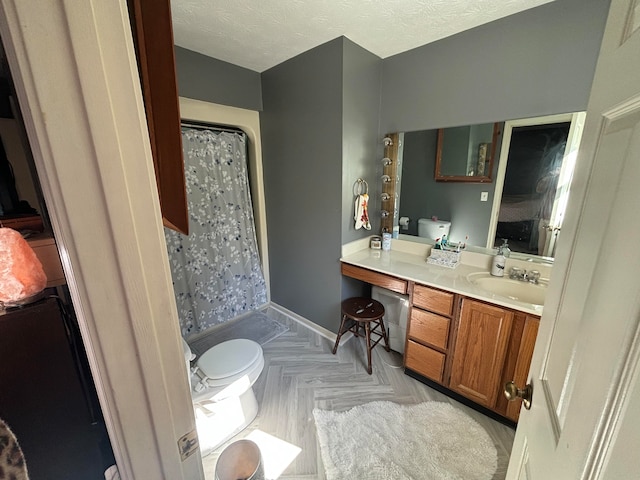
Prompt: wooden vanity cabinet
<box><xmin>340</xmin><ymin>263</ymin><xmax>540</xmax><ymax>422</ymax></box>
<box><xmin>405</xmin><ymin>282</ymin><xmax>540</xmax><ymax>422</ymax></box>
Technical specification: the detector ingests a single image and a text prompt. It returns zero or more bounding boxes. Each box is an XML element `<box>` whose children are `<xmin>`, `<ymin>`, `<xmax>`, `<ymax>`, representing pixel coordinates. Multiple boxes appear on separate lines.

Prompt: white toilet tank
<box><xmin>418</xmin><ymin>218</ymin><xmax>451</xmax><ymax>240</ymax></box>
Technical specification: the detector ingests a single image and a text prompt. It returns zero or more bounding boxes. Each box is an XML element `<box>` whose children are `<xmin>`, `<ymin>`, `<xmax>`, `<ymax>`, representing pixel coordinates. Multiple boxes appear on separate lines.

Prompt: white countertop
<box><xmin>340</xmin><ymin>239</ymin><xmax>545</xmax><ymax>316</ymax></box>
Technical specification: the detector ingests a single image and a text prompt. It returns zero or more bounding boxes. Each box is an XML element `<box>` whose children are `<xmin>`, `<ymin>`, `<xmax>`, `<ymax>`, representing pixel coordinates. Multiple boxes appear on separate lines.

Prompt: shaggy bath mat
<box><xmin>313</xmin><ymin>401</ymin><xmax>497</xmax><ymax>480</ymax></box>
<box><xmin>188</xmin><ymin>310</ymin><xmax>288</xmax><ymax>357</ymax></box>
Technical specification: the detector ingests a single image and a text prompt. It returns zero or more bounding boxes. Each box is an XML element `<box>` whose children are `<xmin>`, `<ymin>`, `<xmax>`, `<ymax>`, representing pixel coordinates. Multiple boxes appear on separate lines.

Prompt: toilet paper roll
<box><xmin>399</xmin><ymin>216</ymin><xmax>410</xmax><ymax>229</ymax></box>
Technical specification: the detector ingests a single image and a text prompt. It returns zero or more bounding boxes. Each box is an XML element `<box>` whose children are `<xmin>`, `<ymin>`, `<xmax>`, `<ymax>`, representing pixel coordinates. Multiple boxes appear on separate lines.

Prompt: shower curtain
<box><xmin>164</xmin><ymin>128</ymin><xmax>267</xmax><ymax>337</ymax></box>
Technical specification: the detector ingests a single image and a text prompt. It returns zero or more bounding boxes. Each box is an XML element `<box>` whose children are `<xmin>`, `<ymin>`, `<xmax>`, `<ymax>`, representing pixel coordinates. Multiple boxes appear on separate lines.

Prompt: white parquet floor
<box><xmin>201</xmin><ymin>307</ymin><xmax>515</xmax><ymax>479</ymax></box>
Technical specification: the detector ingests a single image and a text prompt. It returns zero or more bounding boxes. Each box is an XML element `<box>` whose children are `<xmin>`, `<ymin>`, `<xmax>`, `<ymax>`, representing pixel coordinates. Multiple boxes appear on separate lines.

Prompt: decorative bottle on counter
<box><xmin>381</xmin><ymin>228</ymin><xmax>391</xmax><ymax>251</ymax></box>
<box><xmin>491</xmin><ymin>246</ymin><xmax>506</xmax><ymax>277</ymax></box>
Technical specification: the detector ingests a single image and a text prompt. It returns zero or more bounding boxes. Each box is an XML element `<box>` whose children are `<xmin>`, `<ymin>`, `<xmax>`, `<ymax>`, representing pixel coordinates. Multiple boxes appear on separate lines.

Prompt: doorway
<box><xmin>0</xmin><ymin>37</ymin><xmax>115</xmax><ymax>479</ymax></box>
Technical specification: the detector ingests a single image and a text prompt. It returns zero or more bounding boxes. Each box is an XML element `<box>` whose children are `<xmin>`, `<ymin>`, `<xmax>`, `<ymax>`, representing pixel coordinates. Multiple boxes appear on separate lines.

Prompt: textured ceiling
<box><xmin>171</xmin><ymin>0</ymin><xmax>554</xmax><ymax>73</ymax></box>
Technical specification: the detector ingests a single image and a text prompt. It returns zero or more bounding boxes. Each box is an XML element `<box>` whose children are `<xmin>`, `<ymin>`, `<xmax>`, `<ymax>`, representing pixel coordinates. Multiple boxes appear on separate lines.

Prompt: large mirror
<box><xmin>396</xmin><ymin>112</ymin><xmax>585</xmax><ymax>263</ymax></box>
<box><xmin>435</xmin><ymin>122</ymin><xmax>500</xmax><ymax>182</ymax></box>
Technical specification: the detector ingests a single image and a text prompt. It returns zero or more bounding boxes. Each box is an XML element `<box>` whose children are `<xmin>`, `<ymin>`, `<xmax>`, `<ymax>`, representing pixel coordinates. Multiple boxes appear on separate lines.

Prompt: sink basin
<box><xmin>467</xmin><ymin>272</ymin><xmax>547</xmax><ymax>306</ymax></box>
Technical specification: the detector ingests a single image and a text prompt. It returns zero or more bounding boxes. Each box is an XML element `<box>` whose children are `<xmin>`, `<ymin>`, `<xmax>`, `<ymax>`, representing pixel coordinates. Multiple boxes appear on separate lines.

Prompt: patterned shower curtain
<box><xmin>164</xmin><ymin>128</ymin><xmax>267</xmax><ymax>337</ymax></box>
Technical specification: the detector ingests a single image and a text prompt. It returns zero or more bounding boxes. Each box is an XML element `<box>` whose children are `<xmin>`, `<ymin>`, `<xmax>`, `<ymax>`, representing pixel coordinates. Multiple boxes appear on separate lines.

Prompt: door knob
<box><xmin>504</xmin><ymin>381</ymin><xmax>533</xmax><ymax>410</ymax></box>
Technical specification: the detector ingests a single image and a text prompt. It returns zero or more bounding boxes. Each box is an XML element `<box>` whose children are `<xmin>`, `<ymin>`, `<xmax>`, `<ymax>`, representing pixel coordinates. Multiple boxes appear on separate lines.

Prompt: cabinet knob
<box><xmin>504</xmin><ymin>381</ymin><xmax>533</xmax><ymax>410</ymax></box>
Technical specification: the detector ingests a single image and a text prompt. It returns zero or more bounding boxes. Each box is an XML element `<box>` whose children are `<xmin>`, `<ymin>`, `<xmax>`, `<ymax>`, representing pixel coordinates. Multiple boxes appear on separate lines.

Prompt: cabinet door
<box><xmin>449</xmin><ymin>299</ymin><xmax>514</xmax><ymax>408</ymax></box>
<box><xmin>505</xmin><ymin>315</ymin><xmax>539</xmax><ymax>421</ymax></box>
<box><xmin>0</xmin><ymin>298</ymin><xmax>109</xmax><ymax>478</ymax></box>
<box><xmin>128</xmin><ymin>0</ymin><xmax>189</xmax><ymax>235</ymax></box>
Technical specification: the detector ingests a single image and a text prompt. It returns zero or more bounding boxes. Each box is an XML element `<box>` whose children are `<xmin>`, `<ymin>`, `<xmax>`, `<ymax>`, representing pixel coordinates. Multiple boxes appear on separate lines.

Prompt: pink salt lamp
<box><xmin>0</xmin><ymin>227</ymin><xmax>47</xmax><ymax>304</ymax></box>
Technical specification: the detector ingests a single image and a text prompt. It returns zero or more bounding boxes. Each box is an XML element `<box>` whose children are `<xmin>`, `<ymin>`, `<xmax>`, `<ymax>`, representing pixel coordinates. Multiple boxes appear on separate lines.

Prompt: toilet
<box><xmin>181</xmin><ymin>337</ymin><xmax>265</xmax><ymax>455</ymax></box>
<box><xmin>418</xmin><ymin>218</ymin><xmax>451</xmax><ymax>241</ymax></box>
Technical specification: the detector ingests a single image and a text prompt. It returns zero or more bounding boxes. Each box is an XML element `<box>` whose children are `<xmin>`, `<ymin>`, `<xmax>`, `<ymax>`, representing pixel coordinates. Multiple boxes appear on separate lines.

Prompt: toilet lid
<box><xmin>197</xmin><ymin>339</ymin><xmax>262</xmax><ymax>380</ymax></box>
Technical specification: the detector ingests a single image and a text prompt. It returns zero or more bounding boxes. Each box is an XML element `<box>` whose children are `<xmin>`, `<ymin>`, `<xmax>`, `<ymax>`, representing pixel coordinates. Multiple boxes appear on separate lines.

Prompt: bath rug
<box><xmin>313</xmin><ymin>401</ymin><xmax>497</xmax><ymax>480</ymax></box>
<box><xmin>188</xmin><ymin>310</ymin><xmax>288</xmax><ymax>357</ymax></box>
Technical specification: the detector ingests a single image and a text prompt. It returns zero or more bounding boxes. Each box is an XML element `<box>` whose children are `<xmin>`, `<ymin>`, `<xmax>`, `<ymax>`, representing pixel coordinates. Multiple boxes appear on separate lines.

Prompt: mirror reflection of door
<box><xmin>487</xmin><ymin>112</ymin><xmax>585</xmax><ymax>257</ymax></box>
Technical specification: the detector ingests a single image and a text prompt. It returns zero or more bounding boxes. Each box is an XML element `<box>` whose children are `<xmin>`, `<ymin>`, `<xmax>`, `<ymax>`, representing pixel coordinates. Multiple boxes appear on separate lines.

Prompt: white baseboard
<box><xmin>269</xmin><ymin>302</ymin><xmax>353</xmax><ymax>346</ymax></box>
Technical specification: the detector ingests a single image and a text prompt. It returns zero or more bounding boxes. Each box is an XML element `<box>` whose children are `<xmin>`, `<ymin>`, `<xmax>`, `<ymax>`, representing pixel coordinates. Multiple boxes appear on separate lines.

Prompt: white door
<box><xmin>507</xmin><ymin>0</ymin><xmax>640</xmax><ymax>478</ymax></box>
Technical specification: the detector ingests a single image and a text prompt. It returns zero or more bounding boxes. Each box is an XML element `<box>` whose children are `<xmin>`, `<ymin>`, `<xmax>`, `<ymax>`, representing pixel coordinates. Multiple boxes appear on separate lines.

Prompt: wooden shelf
<box><xmin>27</xmin><ymin>232</ymin><xmax>65</xmax><ymax>287</ymax></box>
<box><xmin>0</xmin><ymin>214</ymin><xmax>43</xmax><ymax>232</ymax></box>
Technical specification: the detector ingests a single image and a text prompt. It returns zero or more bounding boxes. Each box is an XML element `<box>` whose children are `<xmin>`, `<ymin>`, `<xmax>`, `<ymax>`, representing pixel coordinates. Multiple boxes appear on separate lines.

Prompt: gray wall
<box><xmin>174</xmin><ymin>46</ymin><xmax>263</xmax><ymax>111</ymax></box>
<box><xmin>341</xmin><ymin>38</ymin><xmax>383</xmax><ymax>244</ymax></box>
<box><xmin>380</xmin><ymin>0</ymin><xmax>610</xmax><ymax>134</ymax></box>
<box><xmin>261</xmin><ymin>38</ymin><xmax>345</xmax><ymax>331</ymax></box>
<box><xmin>261</xmin><ymin>37</ymin><xmax>382</xmax><ymax>331</ymax></box>
<box><xmin>341</xmin><ymin>39</ymin><xmax>383</xmax><ymax>302</ymax></box>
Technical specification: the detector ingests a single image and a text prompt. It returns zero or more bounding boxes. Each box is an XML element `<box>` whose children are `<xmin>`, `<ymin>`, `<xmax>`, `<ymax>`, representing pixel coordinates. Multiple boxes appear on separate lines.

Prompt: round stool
<box><xmin>332</xmin><ymin>297</ymin><xmax>390</xmax><ymax>374</ymax></box>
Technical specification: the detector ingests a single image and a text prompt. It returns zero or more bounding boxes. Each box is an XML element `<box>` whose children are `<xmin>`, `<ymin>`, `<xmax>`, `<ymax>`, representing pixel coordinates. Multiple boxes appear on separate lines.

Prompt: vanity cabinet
<box><xmin>340</xmin><ymin>262</ymin><xmax>539</xmax><ymax>423</ymax></box>
<box><xmin>406</xmin><ymin>283</ymin><xmax>539</xmax><ymax>423</ymax></box>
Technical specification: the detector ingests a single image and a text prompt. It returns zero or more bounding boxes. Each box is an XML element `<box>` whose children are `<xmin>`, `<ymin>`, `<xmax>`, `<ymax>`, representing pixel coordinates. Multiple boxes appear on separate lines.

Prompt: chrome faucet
<box><xmin>509</xmin><ymin>267</ymin><xmax>540</xmax><ymax>284</ymax></box>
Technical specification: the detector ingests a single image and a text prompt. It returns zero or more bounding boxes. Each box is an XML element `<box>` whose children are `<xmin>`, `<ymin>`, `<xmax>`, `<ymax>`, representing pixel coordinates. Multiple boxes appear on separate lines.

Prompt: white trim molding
<box><xmin>270</xmin><ymin>302</ymin><xmax>354</xmax><ymax>346</ymax></box>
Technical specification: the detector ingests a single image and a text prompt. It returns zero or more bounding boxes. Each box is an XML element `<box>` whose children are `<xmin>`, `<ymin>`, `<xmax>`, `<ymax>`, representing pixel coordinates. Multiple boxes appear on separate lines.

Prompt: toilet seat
<box><xmin>197</xmin><ymin>338</ymin><xmax>262</xmax><ymax>380</ymax></box>
<box><xmin>192</xmin><ymin>339</ymin><xmax>265</xmax><ymax>402</ymax></box>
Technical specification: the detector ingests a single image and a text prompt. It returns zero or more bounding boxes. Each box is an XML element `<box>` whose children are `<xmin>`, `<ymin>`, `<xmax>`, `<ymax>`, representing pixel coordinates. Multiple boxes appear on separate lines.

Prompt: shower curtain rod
<box><xmin>180</xmin><ymin>119</ymin><xmax>244</xmax><ymax>135</ymax></box>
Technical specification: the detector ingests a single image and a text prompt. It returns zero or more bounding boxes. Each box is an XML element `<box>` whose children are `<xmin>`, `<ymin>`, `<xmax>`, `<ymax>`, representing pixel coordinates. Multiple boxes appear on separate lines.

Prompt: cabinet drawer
<box><xmin>409</xmin><ymin>309</ymin><xmax>450</xmax><ymax>350</ymax></box>
<box><xmin>405</xmin><ymin>340</ymin><xmax>445</xmax><ymax>383</ymax></box>
<box><xmin>341</xmin><ymin>263</ymin><xmax>407</xmax><ymax>294</ymax></box>
<box><xmin>412</xmin><ymin>284</ymin><xmax>454</xmax><ymax>316</ymax></box>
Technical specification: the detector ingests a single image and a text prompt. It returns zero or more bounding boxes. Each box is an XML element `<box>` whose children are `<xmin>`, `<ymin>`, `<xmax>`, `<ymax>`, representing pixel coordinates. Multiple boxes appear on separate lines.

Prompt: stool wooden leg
<box><xmin>332</xmin><ymin>314</ymin><xmax>348</xmax><ymax>354</ymax></box>
<box><xmin>364</xmin><ymin>322</ymin><xmax>373</xmax><ymax>375</ymax></box>
<box><xmin>353</xmin><ymin>320</ymin><xmax>359</xmax><ymax>337</ymax></box>
<box><xmin>379</xmin><ymin>317</ymin><xmax>391</xmax><ymax>352</ymax></box>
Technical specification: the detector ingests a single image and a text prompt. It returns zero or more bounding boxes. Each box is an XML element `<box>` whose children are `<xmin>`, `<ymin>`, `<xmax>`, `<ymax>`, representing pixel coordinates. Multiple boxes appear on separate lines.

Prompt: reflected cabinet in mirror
<box><xmin>435</xmin><ymin>122</ymin><xmax>500</xmax><ymax>182</ymax></box>
<box><xmin>396</xmin><ymin>112</ymin><xmax>586</xmax><ymax>263</ymax></box>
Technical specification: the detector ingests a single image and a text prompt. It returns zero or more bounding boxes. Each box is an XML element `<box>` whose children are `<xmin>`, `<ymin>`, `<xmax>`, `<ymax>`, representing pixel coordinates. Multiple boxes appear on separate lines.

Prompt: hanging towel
<box><xmin>354</xmin><ymin>194</ymin><xmax>371</xmax><ymax>230</ymax></box>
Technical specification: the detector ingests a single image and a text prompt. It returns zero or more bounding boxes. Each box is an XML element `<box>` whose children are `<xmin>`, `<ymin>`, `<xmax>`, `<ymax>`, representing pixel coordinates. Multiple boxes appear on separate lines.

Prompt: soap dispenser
<box><xmin>500</xmin><ymin>239</ymin><xmax>511</xmax><ymax>258</ymax></box>
<box><xmin>491</xmin><ymin>244</ymin><xmax>506</xmax><ymax>277</ymax></box>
